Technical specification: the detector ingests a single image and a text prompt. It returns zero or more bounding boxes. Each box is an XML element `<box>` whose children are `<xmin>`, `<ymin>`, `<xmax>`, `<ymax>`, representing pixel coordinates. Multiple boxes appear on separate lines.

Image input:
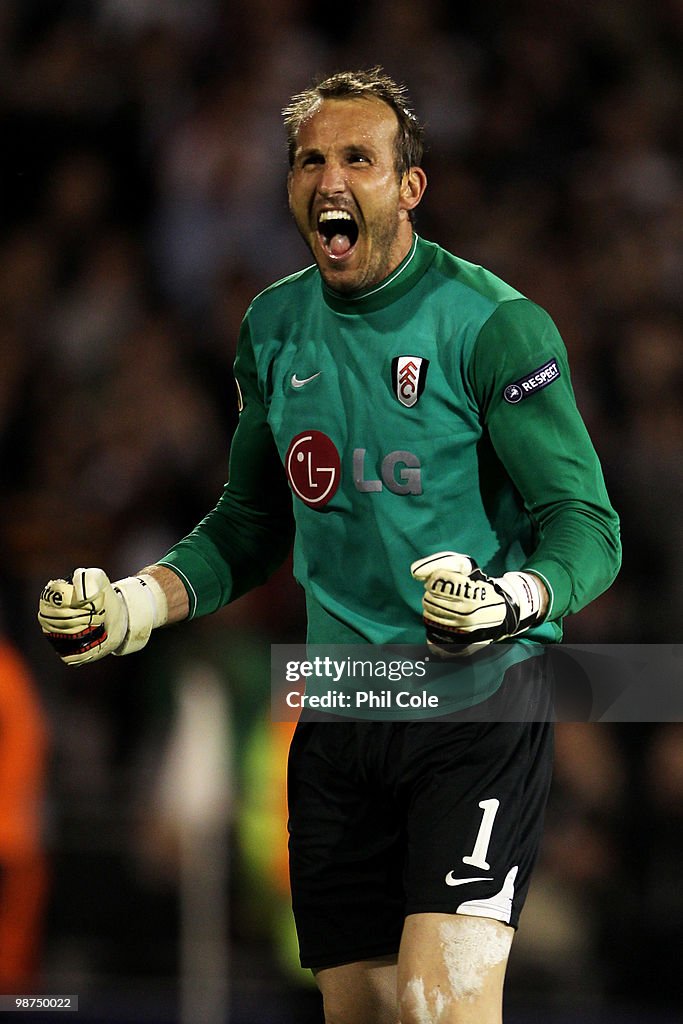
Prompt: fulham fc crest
<box><xmin>392</xmin><ymin>356</ymin><xmax>429</xmax><ymax>408</ymax></box>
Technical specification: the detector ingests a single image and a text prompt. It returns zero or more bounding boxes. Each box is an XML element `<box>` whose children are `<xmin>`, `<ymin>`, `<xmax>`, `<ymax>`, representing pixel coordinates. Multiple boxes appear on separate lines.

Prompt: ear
<box><xmin>399</xmin><ymin>167</ymin><xmax>427</xmax><ymax>217</ymax></box>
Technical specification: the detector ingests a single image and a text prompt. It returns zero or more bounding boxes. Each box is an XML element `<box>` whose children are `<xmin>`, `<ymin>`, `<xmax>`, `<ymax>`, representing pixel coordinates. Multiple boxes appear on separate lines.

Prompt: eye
<box><xmin>299</xmin><ymin>153</ymin><xmax>324</xmax><ymax>168</ymax></box>
<box><xmin>348</xmin><ymin>152</ymin><xmax>370</xmax><ymax>165</ymax></box>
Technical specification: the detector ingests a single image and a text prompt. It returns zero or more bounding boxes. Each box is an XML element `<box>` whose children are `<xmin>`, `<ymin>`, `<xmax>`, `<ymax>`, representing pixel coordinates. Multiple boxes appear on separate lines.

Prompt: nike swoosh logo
<box><xmin>291</xmin><ymin>372</ymin><xmax>322</xmax><ymax>388</ymax></box>
<box><xmin>445</xmin><ymin>873</ymin><xmax>493</xmax><ymax>887</ymax></box>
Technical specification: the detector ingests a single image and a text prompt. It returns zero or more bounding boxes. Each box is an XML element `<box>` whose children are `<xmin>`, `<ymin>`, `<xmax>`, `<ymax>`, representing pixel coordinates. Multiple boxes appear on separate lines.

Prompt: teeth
<box><xmin>318</xmin><ymin>210</ymin><xmax>353</xmax><ymax>223</ymax></box>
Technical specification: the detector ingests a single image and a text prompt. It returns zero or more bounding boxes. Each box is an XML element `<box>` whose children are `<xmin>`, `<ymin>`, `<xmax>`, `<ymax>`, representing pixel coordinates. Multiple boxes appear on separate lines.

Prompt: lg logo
<box><xmin>286</xmin><ymin>431</ymin><xmax>341</xmax><ymax>508</ymax></box>
<box><xmin>285</xmin><ymin>432</ymin><xmax>422</xmax><ymax>508</ymax></box>
<box><xmin>353</xmin><ymin>448</ymin><xmax>422</xmax><ymax>495</ymax></box>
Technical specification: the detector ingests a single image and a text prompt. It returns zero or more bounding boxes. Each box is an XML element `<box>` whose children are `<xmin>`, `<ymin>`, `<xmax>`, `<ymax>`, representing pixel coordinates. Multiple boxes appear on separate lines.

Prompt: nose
<box><xmin>317</xmin><ymin>159</ymin><xmax>346</xmax><ymax>197</ymax></box>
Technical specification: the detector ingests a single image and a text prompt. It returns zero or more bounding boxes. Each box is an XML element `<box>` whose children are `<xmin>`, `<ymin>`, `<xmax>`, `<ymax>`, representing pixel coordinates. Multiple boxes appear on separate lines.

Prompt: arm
<box><xmin>39</xmin><ymin>320</ymin><xmax>294</xmax><ymax>664</ymax></box>
<box><xmin>155</xmin><ymin>318</ymin><xmax>294</xmax><ymax>618</ymax></box>
<box><xmin>412</xmin><ymin>299</ymin><xmax>620</xmax><ymax>655</ymax></box>
<box><xmin>469</xmin><ymin>298</ymin><xmax>621</xmax><ymax>618</ymax></box>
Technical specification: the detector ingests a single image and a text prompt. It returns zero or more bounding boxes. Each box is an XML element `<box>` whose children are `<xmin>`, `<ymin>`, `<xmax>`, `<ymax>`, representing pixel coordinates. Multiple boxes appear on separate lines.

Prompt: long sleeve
<box><xmin>159</xmin><ymin>321</ymin><xmax>295</xmax><ymax>618</ymax></box>
<box><xmin>467</xmin><ymin>298</ymin><xmax>621</xmax><ymax>620</ymax></box>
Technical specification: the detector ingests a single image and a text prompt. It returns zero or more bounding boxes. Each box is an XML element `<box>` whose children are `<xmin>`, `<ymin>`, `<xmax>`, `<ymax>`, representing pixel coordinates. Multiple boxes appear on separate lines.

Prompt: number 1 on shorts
<box><xmin>462</xmin><ymin>798</ymin><xmax>500</xmax><ymax>870</ymax></box>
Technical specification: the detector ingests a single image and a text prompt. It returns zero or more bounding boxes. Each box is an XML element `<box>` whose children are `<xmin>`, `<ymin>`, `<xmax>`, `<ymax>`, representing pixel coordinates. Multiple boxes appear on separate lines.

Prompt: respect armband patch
<box><xmin>502</xmin><ymin>358</ymin><xmax>561</xmax><ymax>404</ymax></box>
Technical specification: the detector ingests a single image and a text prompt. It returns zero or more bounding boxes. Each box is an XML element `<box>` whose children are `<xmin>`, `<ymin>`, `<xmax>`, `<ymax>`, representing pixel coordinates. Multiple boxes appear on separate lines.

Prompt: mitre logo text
<box><xmin>285</xmin><ymin>431</ymin><xmax>422</xmax><ymax>507</ymax></box>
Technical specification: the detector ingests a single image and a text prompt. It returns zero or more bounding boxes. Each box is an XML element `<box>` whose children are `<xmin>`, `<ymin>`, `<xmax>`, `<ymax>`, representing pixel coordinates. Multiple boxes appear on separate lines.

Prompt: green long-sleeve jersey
<box><xmin>160</xmin><ymin>234</ymin><xmax>621</xmax><ymax>647</ymax></box>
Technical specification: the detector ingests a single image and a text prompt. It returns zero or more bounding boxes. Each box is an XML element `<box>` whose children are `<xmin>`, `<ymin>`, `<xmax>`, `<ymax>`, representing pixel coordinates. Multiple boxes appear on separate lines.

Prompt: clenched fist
<box><xmin>38</xmin><ymin>568</ymin><xmax>167</xmax><ymax>666</ymax></box>
<box><xmin>411</xmin><ymin>551</ymin><xmax>544</xmax><ymax>657</ymax></box>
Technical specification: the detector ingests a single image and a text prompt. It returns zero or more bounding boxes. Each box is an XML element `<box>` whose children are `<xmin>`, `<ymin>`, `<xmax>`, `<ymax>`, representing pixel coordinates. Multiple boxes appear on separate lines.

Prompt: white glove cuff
<box><xmin>112</xmin><ymin>574</ymin><xmax>169</xmax><ymax>656</ymax></box>
<box><xmin>500</xmin><ymin>571</ymin><xmax>543</xmax><ymax>627</ymax></box>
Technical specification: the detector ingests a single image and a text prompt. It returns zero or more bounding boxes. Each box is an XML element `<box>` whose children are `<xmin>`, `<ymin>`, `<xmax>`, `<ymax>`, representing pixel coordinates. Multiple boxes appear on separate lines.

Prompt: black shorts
<box><xmin>287</xmin><ymin>654</ymin><xmax>554</xmax><ymax>969</ymax></box>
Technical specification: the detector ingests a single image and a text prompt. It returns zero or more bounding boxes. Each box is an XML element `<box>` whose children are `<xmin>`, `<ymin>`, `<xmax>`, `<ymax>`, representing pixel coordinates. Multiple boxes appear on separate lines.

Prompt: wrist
<box><xmin>499</xmin><ymin>571</ymin><xmax>544</xmax><ymax>632</ymax></box>
<box><xmin>112</xmin><ymin>574</ymin><xmax>169</xmax><ymax>656</ymax></box>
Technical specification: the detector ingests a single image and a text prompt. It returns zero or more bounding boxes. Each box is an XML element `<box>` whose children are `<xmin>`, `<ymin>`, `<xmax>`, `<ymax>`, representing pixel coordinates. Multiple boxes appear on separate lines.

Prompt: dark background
<box><xmin>1</xmin><ymin>1</ymin><xmax>682</xmax><ymax>1021</ymax></box>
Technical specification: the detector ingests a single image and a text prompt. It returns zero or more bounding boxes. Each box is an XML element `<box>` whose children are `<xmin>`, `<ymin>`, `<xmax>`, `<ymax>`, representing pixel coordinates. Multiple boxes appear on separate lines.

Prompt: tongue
<box><xmin>330</xmin><ymin>233</ymin><xmax>352</xmax><ymax>256</ymax></box>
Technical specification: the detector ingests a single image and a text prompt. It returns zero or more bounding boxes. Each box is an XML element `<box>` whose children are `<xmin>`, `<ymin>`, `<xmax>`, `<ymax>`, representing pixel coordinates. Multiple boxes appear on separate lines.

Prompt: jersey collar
<box><xmin>321</xmin><ymin>234</ymin><xmax>435</xmax><ymax>314</ymax></box>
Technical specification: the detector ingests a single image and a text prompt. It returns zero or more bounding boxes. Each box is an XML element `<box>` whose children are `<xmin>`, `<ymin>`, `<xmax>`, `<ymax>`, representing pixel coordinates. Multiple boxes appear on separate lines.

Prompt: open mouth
<box><xmin>317</xmin><ymin>209</ymin><xmax>359</xmax><ymax>258</ymax></box>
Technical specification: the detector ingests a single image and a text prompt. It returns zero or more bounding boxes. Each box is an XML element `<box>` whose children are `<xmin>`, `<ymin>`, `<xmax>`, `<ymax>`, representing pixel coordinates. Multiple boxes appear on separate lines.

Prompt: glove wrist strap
<box><xmin>499</xmin><ymin>571</ymin><xmax>543</xmax><ymax>634</ymax></box>
<box><xmin>112</xmin><ymin>574</ymin><xmax>169</xmax><ymax>656</ymax></box>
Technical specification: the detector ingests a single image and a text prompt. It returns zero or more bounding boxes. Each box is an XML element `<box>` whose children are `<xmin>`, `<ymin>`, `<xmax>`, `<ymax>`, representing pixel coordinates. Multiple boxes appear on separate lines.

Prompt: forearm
<box><xmin>523</xmin><ymin>501</ymin><xmax>621</xmax><ymax>619</ymax></box>
<box><xmin>158</xmin><ymin>495</ymin><xmax>294</xmax><ymax>619</ymax></box>
<box><xmin>141</xmin><ymin>564</ymin><xmax>190</xmax><ymax>624</ymax></box>
<box><xmin>156</xmin><ymin>322</ymin><xmax>295</xmax><ymax>619</ymax></box>
<box><xmin>158</xmin><ymin>366</ymin><xmax>294</xmax><ymax>620</ymax></box>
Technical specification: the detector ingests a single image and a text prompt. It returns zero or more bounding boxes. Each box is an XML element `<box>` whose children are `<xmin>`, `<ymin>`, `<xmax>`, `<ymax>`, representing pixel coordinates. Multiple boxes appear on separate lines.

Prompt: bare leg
<box><xmin>398</xmin><ymin>913</ymin><xmax>513</xmax><ymax>1024</ymax></box>
<box><xmin>314</xmin><ymin>955</ymin><xmax>398</xmax><ymax>1024</ymax></box>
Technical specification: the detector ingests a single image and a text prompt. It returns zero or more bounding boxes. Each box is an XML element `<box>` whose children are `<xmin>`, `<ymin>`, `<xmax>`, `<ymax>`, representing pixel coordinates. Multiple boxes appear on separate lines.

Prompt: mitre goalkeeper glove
<box><xmin>38</xmin><ymin>568</ymin><xmax>168</xmax><ymax>666</ymax></box>
<box><xmin>411</xmin><ymin>551</ymin><xmax>544</xmax><ymax>657</ymax></box>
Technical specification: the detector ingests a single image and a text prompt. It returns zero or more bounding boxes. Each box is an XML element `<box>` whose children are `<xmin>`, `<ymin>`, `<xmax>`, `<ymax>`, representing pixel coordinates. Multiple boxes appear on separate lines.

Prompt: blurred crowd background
<box><xmin>1</xmin><ymin>0</ymin><xmax>682</xmax><ymax>1021</ymax></box>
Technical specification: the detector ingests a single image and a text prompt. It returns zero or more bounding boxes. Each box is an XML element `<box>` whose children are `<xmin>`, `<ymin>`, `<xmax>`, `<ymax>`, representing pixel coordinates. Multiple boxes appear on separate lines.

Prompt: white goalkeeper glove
<box><xmin>411</xmin><ymin>551</ymin><xmax>544</xmax><ymax>657</ymax></box>
<box><xmin>38</xmin><ymin>568</ymin><xmax>168</xmax><ymax>666</ymax></box>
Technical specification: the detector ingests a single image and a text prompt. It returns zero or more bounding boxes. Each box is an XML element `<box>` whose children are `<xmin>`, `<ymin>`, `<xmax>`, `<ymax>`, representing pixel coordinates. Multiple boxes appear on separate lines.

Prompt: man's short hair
<box><xmin>283</xmin><ymin>67</ymin><xmax>424</xmax><ymax>177</ymax></box>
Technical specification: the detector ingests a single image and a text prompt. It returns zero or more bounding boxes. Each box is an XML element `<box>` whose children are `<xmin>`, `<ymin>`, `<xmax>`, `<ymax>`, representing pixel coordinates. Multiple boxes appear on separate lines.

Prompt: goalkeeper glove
<box><xmin>411</xmin><ymin>551</ymin><xmax>544</xmax><ymax>657</ymax></box>
<box><xmin>38</xmin><ymin>568</ymin><xmax>168</xmax><ymax>666</ymax></box>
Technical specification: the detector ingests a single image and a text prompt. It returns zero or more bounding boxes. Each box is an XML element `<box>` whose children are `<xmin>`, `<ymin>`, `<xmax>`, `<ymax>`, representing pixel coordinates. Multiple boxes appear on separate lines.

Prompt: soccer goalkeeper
<box><xmin>39</xmin><ymin>69</ymin><xmax>620</xmax><ymax>1024</ymax></box>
